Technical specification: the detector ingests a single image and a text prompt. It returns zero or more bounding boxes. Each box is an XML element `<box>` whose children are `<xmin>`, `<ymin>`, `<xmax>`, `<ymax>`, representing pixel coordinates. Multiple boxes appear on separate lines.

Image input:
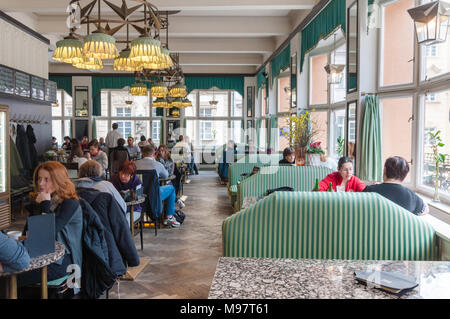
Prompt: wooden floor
<box><xmin>106</xmin><ymin>170</ymin><xmax>232</xmax><ymax>299</ymax></box>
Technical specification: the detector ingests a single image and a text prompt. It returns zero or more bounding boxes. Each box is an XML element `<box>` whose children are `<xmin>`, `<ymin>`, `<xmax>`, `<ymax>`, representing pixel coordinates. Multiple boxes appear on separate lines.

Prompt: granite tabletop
<box><xmin>208</xmin><ymin>258</ymin><xmax>450</xmax><ymax>299</ymax></box>
<box><xmin>0</xmin><ymin>241</ymin><xmax>65</xmax><ymax>277</ymax></box>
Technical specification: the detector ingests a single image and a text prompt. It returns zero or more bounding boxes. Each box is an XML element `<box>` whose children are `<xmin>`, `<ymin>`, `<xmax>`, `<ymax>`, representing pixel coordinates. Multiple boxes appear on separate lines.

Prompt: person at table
<box><xmin>138</xmin><ymin>135</ymin><xmax>149</xmax><ymax>151</ymax></box>
<box><xmin>68</xmin><ymin>139</ymin><xmax>88</xmax><ymax>168</ymax></box>
<box><xmin>86</xmin><ymin>140</ymin><xmax>108</xmax><ymax>178</ymax></box>
<box><xmin>126</xmin><ymin>136</ymin><xmax>141</xmax><ymax>159</ymax></box>
<box><xmin>110</xmin><ymin>161</ymin><xmax>142</xmax><ymax>215</ymax></box>
<box><xmin>134</xmin><ymin>145</ymin><xmax>180</xmax><ymax>228</ymax></box>
<box><xmin>98</xmin><ymin>137</ymin><xmax>106</xmax><ymax>150</ymax></box>
<box><xmin>279</xmin><ymin>147</ymin><xmax>296</xmax><ymax>165</ymax></box>
<box><xmin>105</xmin><ymin>123</ymin><xmax>124</xmax><ymax>154</ymax></box>
<box><xmin>218</xmin><ymin>140</ymin><xmax>237</xmax><ymax>184</ymax></box>
<box><xmin>156</xmin><ymin>144</ymin><xmax>174</xmax><ymax>175</ymax></box>
<box><xmin>109</xmin><ymin>138</ymin><xmax>130</xmax><ymax>175</ymax></box>
<box><xmin>80</xmin><ymin>136</ymin><xmax>89</xmax><ymax>151</ymax></box>
<box><xmin>0</xmin><ymin>232</ymin><xmax>30</xmax><ymax>273</ymax></box>
<box><xmin>171</xmin><ymin>135</ymin><xmax>191</xmax><ymax>164</ymax></box>
<box><xmin>74</xmin><ymin>160</ymin><xmax>127</xmax><ymax>214</ymax></box>
<box><xmin>319</xmin><ymin>156</ymin><xmax>366</xmax><ymax>192</ymax></box>
<box><xmin>51</xmin><ymin>136</ymin><xmax>58</xmax><ymax>150</ymax></box>
<box><xmin>61</xmin><ymin>136</ymin><xmax>71</xmax><ymax>151</ymax></box>
<box><xmin>364</xmin><ymin>156</ymin><xmax>429</xmax><ymax>216</ymax></box>
<box><xmin>18</xmin><ymin>161</ymin><xmax>83</xmax><ymax>287</ymax></box>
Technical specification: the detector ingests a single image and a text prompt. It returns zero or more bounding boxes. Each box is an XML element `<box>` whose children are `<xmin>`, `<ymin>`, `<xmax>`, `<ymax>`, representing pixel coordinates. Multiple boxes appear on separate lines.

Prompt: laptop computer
<box><xmin>23</xmin><ymin>214</ymin><xmax>56</xmax><ymax>258</ymax></box>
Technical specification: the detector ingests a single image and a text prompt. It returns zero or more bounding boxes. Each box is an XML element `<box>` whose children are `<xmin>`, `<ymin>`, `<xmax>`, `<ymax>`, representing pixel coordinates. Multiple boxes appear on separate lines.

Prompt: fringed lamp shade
<box><xmin>73</xmin><ymin>56</ymin><xmax>103</xmax><ymax>70</ymax></box>
<box><xmin>159</xmin><ymin>48</ymin><xmax>174</xmax><ymax>69</ymax></box>
<box><xmin>130</xmin><ymin>82</ymin><xmax>148</xmax><ymax>96</ymax></box>
<box><xmin>113</xmin><ymin>48</ymin><xmax>142</xmax><ymax>72</ymax></box>
<box><xmin>52</xmin><ymin>38</ymin><xmax>84</xmax><ymax>64</ymax></box>
<box><xmin>83</xmin><ymin>31</ymin><xmax>119</xmax><ymax>59</ymax></box>
<box><xmin>150</xmin><ymin>82</ymin><xmax>168</xmax><ymax>98</ymax></box>
<box><xmin>182</xmin><ymin>98</ymin><xmax>192</xmax><ymax>108</ymax></box>
<box><xmin>153</xmin><ymin>97</ymin><xmax>169</xmax><ymax>108</ymax></box>
<box><xmin>171</xmin><ymin>97</ymin><xmax>184</xmax><ymax>108</ymax></box>
<box><xmin>141</xmin><ymin>61</ymin><xmax>161</xmax><ymax>70</ymax></box>
<box><xmin>169</xmin><ymin>83</ymin><xmax>187</xmax><ymax>98</ymax></box>
<box><xmin>129</xmin><ymin>37</ymin><xmax>162</xmax><ymax>64</ymax></box>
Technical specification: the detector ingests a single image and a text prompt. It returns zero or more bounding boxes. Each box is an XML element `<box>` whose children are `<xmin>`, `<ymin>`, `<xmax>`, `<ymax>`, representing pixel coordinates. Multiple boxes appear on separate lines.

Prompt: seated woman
<box><xmin>68</xmin><ymin>139</ymin><xmax>88</xmax><ymax>168</ymax></box>
<box><xmin>74</xmin><ymin>160</ymin><xmax>127</xmax><ymax>214</ymax></box>
<box><xmin>319</xmin><ymin>156</ymin><xmax>366</xmax><ymax>192</ymax></box>
<box><xmin>110</xmin><ymin>161</ymin><xmax>143</xmax><ymax>225</ymax></box>
<box><xmin>18</xmin><ymin>162</ymin><xmax>82</xmax><ymax>287</ymax></box>
<box><xmin>86</xmin><ymin>140</ymin><xmax>108</xmax><ymax>179</ymax></box>
<box><xmin>279</xmin><ymin>147</ymin><xmax>296</xmax><ymax>165</ymax></box>
<box><xmin>364</xmin><ymin>156</ymin><xmax>429</xmax><ymax>216</ymax></box>
<box><xmin>0</xmin><ymin>232</ymin><xmax>30</xmax><ymax>273</ymax></box>
<box><xmin>156</xmin><ymin>144</ymin><xmax>174</xmax><ymax>176</ymax></box>
<box><xmin>218</xmin><ymin>140</ymin><xmax>237</xmax><ymax>184</ymax></box>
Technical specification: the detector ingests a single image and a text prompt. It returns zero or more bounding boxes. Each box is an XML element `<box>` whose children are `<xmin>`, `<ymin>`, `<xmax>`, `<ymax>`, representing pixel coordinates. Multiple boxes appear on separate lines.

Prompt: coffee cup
<box><xmin>6</xmin><ymin>230</ymin><xmax>22</xmax><ymax>241</ymax></box>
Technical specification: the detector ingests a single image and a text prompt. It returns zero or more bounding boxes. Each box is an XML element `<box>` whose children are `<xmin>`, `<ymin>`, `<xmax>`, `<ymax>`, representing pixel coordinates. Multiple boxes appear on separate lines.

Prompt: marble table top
<box><xmin>0</xmin><ymin>242</ymin><xmax>65</xmax><ymax>277</ymax></box>
<box><xmin>208</xmin><ymin>258</ymin><xmax>450</xmax><ymax>299</ymax></box>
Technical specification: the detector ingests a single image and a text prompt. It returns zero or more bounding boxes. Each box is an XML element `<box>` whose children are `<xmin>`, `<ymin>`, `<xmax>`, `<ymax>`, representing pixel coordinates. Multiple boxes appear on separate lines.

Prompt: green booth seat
<box><xmin>236</xmin><ymin>165</ymin><xmax>333</xmax><ymax>211</ymax></box>
<box><xmin>223</xmin><ymin>192</ymin><xmax>437</xmax><ymax>260</ymax></box>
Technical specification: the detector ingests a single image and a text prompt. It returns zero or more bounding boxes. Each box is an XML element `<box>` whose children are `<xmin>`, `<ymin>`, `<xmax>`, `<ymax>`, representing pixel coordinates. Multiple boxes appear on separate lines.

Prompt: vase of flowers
<box><xmin>280</xmin><ymin>112</ymin><xmax>319</xmax><ymax>166</ymax></box>
<box><xmin>306</xmin><ymin>141</ymin><xmax>325</xmax><ymax>166</ymax></box>
<box><xmin>428</xmin><ymin>130</ymin><xmax>446</xmax><ymax>202</ymax></box>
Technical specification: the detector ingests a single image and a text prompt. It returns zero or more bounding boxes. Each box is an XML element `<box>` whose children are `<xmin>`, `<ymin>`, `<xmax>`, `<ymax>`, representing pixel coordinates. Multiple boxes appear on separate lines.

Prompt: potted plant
<box><xmin>428</xmin><ymin>130</ymin><xmax>446</xmax><ymax>202</ymax></box>
<box><xmin>336</xmin><ymin>136</ymin><xmax>345</xmax><ymax>157</ymax></box>
<box><xmin>306</xmin><ymin>141</ymin><xmax>325</xmax><ymax>166</ymax></box>
<box><xmin>280</xmin><ymin>112</ymin><xmax>318</xmax><ymax>166</ymax></box>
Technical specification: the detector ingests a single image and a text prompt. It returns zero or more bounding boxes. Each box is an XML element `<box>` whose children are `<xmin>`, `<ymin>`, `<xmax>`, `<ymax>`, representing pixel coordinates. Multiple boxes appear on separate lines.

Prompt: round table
<box><xmin>125</xmin><ymin>195</ymin><xmax>146</xmax><ymax>236</ymax></box>
<box><xmin>0</xmin><ymin>241</ymin><xmax>65</xmax><ymax>299</ymax></box>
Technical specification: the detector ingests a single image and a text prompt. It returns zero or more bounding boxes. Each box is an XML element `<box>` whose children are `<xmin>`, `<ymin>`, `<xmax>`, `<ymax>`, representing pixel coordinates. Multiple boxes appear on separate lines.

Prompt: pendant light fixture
<box><xmin>114</xmin><ymin>24</ymin><xmax>142</xmax><ymax>72</ymax></box>
<box><xmin>153</xmin><ymin>97</ymin><xmax>169</xmax><ymax>108</ymax></box>
<box><xmin>324</xmin><ymin>33</ymin><xmax>345</xmax><ymax>84</ymax></box>
<box><xmin>130</xmin><ymin>82</ymin><xmax>148</xmax><ymax>96</ymax></box>
<box><xmin>84</xmin><ymin>30</ymin><xmax>119</xmax><ymax>59</ymax></box>
<box><xmin>182</xmin><ymin>97</ymin><xmax>192</xmax><ymax>108</ymax></box>
<box><xmin>151</xmin><ymin>81</ymin><xmax>168</xmax><ymax>98</ymax></box>
<box><xmin>171</xmin><ymin>97</ymin><xmax>184</xmax><ymax>108</ymax></box>
<box><xmin>408</xmin><ymin>0</ymin><xmax>450</xmax><ymax>45</ymax></box>
<box><xmin>169</xmin><ymin>83</ymin><xmax>187</xmax><ymax>98</ymax></box>
<box><xmin>52</xmin><ymin>35</ymin><xmax>84</xmax><ymax>64</ymax></box>
<box><xmin>73</xmin><ymin>55</ymin><xmax>103</xmax><ymax>70</ymax></box>
<box><xmin>209</xmin><ymin>87</ymin><xmax>218</xmax><ymax>108</ymax></box>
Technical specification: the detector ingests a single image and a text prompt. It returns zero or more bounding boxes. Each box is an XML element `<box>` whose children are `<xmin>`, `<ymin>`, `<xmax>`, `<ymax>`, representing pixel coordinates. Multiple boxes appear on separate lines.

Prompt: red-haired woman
<box><xmin>110</xmin><ymin>161</ymin><xmax>142</xmax><ymax>216</ymax></box>
<box><xmin>19</xmin><ymin>161</ymin><xmax>83</xmax><ymax>287</ymax></box>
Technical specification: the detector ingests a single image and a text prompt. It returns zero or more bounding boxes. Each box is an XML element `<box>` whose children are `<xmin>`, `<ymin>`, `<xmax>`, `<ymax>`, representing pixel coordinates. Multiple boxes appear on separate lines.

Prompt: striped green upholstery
<box><xmin>223</xmin><ymin>192</ymin><xmax>437</xmax><ymax>260</ymax></box>
<box><xmin>237</xmin><ymin>166</ymin><xmax>333</xmax><ymax>210</ymax></box>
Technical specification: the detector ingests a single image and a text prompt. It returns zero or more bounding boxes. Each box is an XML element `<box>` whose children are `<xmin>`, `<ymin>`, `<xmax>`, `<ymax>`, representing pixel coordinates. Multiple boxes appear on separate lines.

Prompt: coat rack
<box><xmin>9</xmin><ymin>114</ymin><xmax>49</xmax><ymax>125</ymax></box>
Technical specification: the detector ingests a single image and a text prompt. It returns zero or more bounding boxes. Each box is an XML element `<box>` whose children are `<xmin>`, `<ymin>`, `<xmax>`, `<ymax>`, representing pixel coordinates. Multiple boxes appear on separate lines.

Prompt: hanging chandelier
<box><xmin>408</xmin><ymin>1</ymin><xmax>450</xmax><ymax>45</ymax></box>
<box><xmin>209</xmin><ymin>87</ymin><xmax>218</xmax><ymax>108</ymax></box>
<box><xmin>130</xmin><ymin>82</ymin><xmax>148</xmax><ymax>96</ymax></box>
<box><xmin>324</xmin><ymin>34</ymin><xmax>345</xmax><ymax>84</ymax></box>
<box><xmin>169</xmin><ymin>83</ymin><xmax>187</xmax><ymax>98</ymax></box>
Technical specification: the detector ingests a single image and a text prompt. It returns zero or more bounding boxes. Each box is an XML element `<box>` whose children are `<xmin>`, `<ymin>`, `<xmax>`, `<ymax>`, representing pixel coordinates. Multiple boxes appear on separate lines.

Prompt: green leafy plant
<box><xmin>336</xmin><ymin>136</ymin><xmax>344</xmax><ymax>157</ymax></box>
<box><xmin>428</xmin><ymin>130</ymin><xmax>446</xmax><ymax>201</ymax></box>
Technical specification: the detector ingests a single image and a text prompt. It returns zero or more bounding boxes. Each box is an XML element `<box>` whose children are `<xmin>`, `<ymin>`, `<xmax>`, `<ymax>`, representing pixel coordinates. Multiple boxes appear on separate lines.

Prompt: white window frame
<box><xmin>52</xmin><ymin>89</ymin><xmax>73</xmax><ymax>140</ymax></box>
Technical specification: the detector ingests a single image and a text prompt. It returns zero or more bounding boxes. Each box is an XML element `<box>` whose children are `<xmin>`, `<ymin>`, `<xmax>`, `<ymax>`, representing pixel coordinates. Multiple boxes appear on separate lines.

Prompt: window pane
<box><xmin>95</xmin><ymin>119</ymin><xmax>108</xmax><ymax>142</ymax></box>
<box><xmin>231</xmin><ymin>120</ymin><xmax>243</xmax><ymax>144</ymax></box>
<box><xmin>117</xmin><ymin>120</ymin><xmax>133</xmax><ymax>137</ymax></box>
<box><xmin>261</xmin><ymin>87</ymin><xmax>267</xmax><ymax>117</ymax></box>
<box><xmin>260</xmin><ymin>119</ymin><xmax>267</xmax><ymax>150</ymax></box>
<box><xmin>330</xmin><ymin>44</ymin><xmax>346</xmax><ymax>103</ymax></box>
<box><xmin>422</xmin><ymin>89</ymin><xmax>450</xmax><ymax>195</ymax></box>
<box><xmin>151</xmin><ymin>120</ymin><xmax>160</xmax><ymax>146</ymax></box>
<box><xmin>100</xmin><ymin>91</ymin><xmax>108</xmax><ymax>117</ymax></box>
<box><xmin>381</xmin><ymin>97</ymin><xmax>413</xmax><ymax>183</ymax></box>
<box><xmin>310</xmin><ymin>54</ymin><xmax>328</xmax><ymax>105</ymax></box>
<box><xmin>111</xmin><ymin>91</ymin><xmax>149</xmax><ymax>117</ymax></box>
<box><xmin>331</xmin><ymin>109</ymin><xmax>346</xmax><ymax>160</ymax></box>
<box><xmin>422</xmin><ymin>38</ymin><xmax>450</xmax><ymax>80</ymax></box>
<box><xmin>52</xmin><ymin>120</ymin><xmax>62</xmax><ymax>148</ymax></box>
<box><xmin>199</xmin><ymin>90</ymin><xmax>228</xmax><ymax>117</ymax></box>
<box><xmin>184</xmin><ymin>93</ymin><xmax>197</xmax><ymax>117</ymax></box>
<box><xmin>64</xmin><ymin>119</ymin><xmax>72</xmax><ymax>138</ymax></box>
<box><xmin>64</xmin><ymin>91</ymin><xmax>73</xmax><ymax>117</ymax></box>
<box><xmin>310</xmin><ymin>111</ymin><xmax>328</xmax><ymax>155</ymax></box>
<box><xmin>278</xmin><ymin>117</ymin><xmax>290</xmax><ymax>152</ymax></box>
<box><xmin>52</xmin><ymin>90</ymin><xmax>62</xmax><ymax>116</ymax></box>
<box><xmin>232</xmin><ymin>92</ymin><xmax>243</xmax><ymax>117</ymax></box>
<box><xmin>382</xmin><ymin>0</ymin><xmax>415</xmax><ymax>86</ymax></box>
<box><xmin>278</xmin><ymin>77</ymin><xmax>291</xmax><ymax>113</ymax></box>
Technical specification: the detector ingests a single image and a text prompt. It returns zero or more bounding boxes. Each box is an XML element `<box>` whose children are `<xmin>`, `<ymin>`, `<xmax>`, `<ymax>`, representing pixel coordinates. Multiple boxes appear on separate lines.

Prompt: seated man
<box><xmin>364</xmin><ymin>156</ymin><xmax>429</xmax><ymax>216</ymax></box>
<box><xmin>279</xmin><ymin>147</ymin><xmax>296</xmax><ymax>165</ymax></box>
<box><xmin>0</xmin><ymin>232</ymin><xmax>30</xmax><ymax>273</ymax></box>
<box><xmin>126</xmin><ymin>137</ymin><xmax>141</xmax><ymax>159</ymax></box>
<box><xmin>135</xmin><ymin>145</ymin><xmax>181</xmax><ymax>228</ymax></box>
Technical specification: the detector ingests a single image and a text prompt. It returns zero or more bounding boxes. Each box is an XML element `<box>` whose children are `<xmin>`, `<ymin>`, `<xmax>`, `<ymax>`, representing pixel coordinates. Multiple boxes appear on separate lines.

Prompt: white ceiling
<box><xmin>0</xmin><ymin>0</ymin><xmax>316</xmax><ymax>74</ymax></box>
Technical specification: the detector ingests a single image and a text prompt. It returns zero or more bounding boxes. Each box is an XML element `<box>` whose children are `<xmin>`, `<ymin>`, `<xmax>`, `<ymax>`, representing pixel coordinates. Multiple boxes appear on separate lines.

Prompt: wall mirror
<box><xmin>75</xmin><ymin>119</ymin><xmax>89</xmax><ymax>141</ymax></box>
<box><xmin>74</xmin><ymin>86</ymin><xmax>89</xmax><ymax>117</ymax></box>
<box><xmin>346</xmin><ymin>100</ymin><xmax>357</xmax><ymax>170</ymax></box>
<box><xmin>290</xmin><ymin>53</ymin><xmax>297</xmax><ymax>109</ymax></box>
<box><xmin>347</xmin><ymin>0</ymin><xmax>358</xmax><ymax>94</ymax></box>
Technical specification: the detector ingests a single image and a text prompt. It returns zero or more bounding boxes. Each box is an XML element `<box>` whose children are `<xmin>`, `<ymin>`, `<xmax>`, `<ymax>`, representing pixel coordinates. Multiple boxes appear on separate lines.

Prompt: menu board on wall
<box><xmin>15</xmin><ymin>71</ymin><xmax>31</xmax><ymax>98</ymax></box>
<box><xmin>0</xmin><ymin>66</ymin><xmax>14</xmax><ymax>94</ymax></box>
<box><xmin>45</xmin><ymin>80</ymin><xmax>57</xmax><ymax>103</ymax></box>
<box><xmin>32</xmin><ymin>76</ymin><xmax>45</xmax><ymax>100</ymax></box>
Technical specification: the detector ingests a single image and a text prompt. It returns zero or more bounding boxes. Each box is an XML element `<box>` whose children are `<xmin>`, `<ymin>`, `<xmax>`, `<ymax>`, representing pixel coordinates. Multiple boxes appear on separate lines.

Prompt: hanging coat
<box><xmin>26</xmin><ymin>125</ymin><xmax>39</xmax><ymax>171</ymax></box>
<box><xmin>15</xmin><ymin>124</ymin><xmax>32</xmax><ymax>171</ymax></box>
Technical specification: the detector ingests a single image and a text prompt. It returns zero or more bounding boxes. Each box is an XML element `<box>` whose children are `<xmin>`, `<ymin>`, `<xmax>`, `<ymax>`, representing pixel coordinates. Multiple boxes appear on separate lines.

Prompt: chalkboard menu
<box><xmin>0</xmin><ymin>66</ymin><xmax>14</xmax><ymax>94</ymax></box>
<box><xmin>32</xmin><ymin>76</ymin><xmax>45</xmax><ymax>100</ymax></box>
<box><xmin>15</xmin><ymin>71</ymin><xmax>31</xmax><ymax>98</ymax></box>
<box><xmin>45</xmin><ymin>80</ymin><xmax>57</xmax><ymax>103</ymax></box>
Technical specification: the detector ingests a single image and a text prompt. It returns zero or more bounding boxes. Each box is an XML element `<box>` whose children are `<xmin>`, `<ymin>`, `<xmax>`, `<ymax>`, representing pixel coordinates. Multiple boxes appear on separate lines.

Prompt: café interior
<box><xmin>0</xmin><ymin>0</ymin><xmax>449</xmax><ymax>300</ymax></box>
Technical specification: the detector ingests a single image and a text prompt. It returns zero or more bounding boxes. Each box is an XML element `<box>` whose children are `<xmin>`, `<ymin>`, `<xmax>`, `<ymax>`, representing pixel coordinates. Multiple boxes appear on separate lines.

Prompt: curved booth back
<box><xmin>223</xmin><ymin>192</ymin><xmax>436</xmax><ymax>260</ymax></box>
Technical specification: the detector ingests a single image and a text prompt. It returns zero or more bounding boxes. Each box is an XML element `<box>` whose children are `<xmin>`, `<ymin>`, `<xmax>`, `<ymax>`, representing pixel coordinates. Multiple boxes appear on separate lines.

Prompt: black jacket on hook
<box><xmin>26</xmin><ymin>125</ymin><xmax>39</xmax><ymax>171</ymax></box>
<box><xmin>15</xmin><ymin>124</ymin><xmax>32</xmax><ymax>171</ymax></box>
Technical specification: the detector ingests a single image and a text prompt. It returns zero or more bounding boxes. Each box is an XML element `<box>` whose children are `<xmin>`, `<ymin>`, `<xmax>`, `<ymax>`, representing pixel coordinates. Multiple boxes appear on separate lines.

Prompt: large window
<box><xmin>52</xmin><ymin>90</ymin><xmax>73</xmax><ymax>146</ymax></box>
<box><xmin>278</xmin><ymin>76</ymin><xmax>291</xmax><ymax>113</ymax></box>
<box><xmin>310</xmin><ymin>111</ymin><xmax>329</xmax><ymax>155</ymax></box>
<box><xmin>381</xmin><ymin>0</ymin><xmax>415</xmax><ymax>87</ymax></box>
<box><xmin>310</xmin><ymin>54</ymin><xmax>328</xmax><ymax>105</ymax></box>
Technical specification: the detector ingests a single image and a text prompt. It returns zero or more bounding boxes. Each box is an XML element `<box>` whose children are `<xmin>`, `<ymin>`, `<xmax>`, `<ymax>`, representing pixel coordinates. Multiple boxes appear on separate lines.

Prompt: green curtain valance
<box><xmin>91</xmin><ymin>76</ymin><xmax>156</xmax><ymax>116</ymax></box>
<box><xmin>49</xmin><ymin>75</ymin><xmax>72</xmax><ymax>97</ymax></box>
<box><xmin>271</xmin><ymin>44</ymin><xmax>291</xmax><ymax>82</ymax></box>
<box><xmin>184</xmin><ymin>76</ymin><xmax>244</xmax><ymax>97</ymax></box>
<box><xmin>300</xmin><ymin>0</ymin><xmax>346</xmax><ymax>73</ymax></box>
<box><xmin>257</xmin><ymin>67</ymin><xmax>267</xmax><ymax>90</ymax></box>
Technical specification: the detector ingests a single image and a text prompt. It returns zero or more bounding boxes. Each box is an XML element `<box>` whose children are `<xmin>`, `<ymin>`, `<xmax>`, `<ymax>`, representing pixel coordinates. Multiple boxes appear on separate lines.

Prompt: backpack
<box><xmin>174</xmin><ymin>210</ymin><xmax>185</xmax><ymax>224</ymax></box>
<box><xmin>265</xmin><ymin>186</ymin><xmax>294</xmax><ymax>196</ymax></box>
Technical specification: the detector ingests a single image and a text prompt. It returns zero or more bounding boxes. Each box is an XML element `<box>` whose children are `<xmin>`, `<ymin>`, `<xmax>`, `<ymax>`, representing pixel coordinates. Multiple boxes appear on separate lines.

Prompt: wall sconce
<box><xmin>408</xmin><ymin>1</ymin><xmax>450</xmax><ymax>45</ymax></box>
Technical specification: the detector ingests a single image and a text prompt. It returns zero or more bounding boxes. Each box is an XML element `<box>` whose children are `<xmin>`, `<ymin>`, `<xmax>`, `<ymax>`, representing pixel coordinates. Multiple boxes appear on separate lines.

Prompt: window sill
<box><xmin>415</xmin><ymin>192</ymin><xmax>450</xmax><ymax>242</ymax></box>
